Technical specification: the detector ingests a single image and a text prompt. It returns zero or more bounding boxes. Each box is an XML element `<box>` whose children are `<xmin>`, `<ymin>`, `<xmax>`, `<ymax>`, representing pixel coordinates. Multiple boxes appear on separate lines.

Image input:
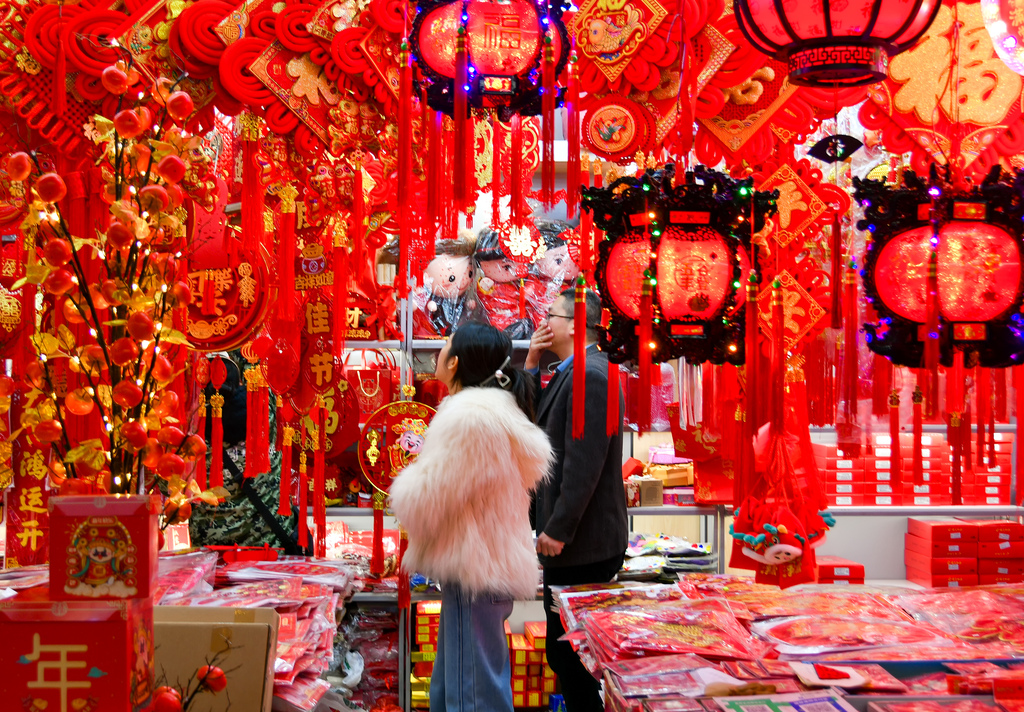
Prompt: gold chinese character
<box><xmin>21</xmin><ymin>451</ymin><xmax>48</xmax><ymax>481</ymax></box>
<box><xmin>25</xmin><ymin>633</ymin><xmax>91</xmax><ymax>712</ymax></box>
<box><xmin>346</xmin><ymin>308</ymin><xmax>361</xmax><ymax>329</ymax></box>
<box><xmin>309</xmin><ymin>352</ymin><xmax>334</xmax><ymax>388</ymax></box>
<box><xmin>19</xmin><ymin>486</ymin><xmax>46</xmax><ymax>515</ymax></box>
<box><xmin>305</xmin><ymin>301</ymin><xmax>331</xmax><ymax>335</ymax></box>
<box><xmin>16</xmin><ymin>521</ymin><xmax>44</xmax><ymax>551</ymax></box>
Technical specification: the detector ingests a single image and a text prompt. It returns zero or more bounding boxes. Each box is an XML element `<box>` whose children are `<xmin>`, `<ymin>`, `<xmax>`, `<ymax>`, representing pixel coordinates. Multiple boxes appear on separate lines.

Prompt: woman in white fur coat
<box><xmin>390</xmin><ymin>322</ymin><xmax>553</xmax><ymax>712</ymax></box>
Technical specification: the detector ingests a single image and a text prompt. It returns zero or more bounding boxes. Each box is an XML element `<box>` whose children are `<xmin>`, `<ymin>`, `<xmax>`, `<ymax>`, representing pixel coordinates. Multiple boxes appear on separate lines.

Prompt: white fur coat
<box><xmin>389</xmin><ymin>387</ymin><xmax>553</xmax><ymax>600</ymax></box>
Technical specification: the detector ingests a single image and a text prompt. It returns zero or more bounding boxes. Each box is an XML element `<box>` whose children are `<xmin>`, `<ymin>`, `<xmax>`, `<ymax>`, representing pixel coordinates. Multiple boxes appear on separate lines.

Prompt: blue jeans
<box><xmin>429</xmin><ymin>584</ymin><xmax>514</xmax><ymax>712</ymax></box>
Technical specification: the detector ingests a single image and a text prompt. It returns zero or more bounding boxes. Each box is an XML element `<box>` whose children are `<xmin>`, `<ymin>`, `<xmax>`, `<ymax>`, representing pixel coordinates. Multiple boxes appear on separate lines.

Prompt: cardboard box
<box><xmin>907</xmin><ymin>518</ymin><xmax>979</xmax><ymax>542</ymax></box>
<box><xmin>980</xmin><ymin>573</ymin><xmax>1024</xmax><ymax>584</ymax></box>
<box><xmin>828</xmin><ymin>470</ymin><xmax>862</xmax><ymax>482</ymax></box>
<box><xmin>49</xmin><ymin>494</ymin><xmax>160</xmax><ymax>601</ymax></box>
<box><xmin>904</xmin><ymin>533</ymin><xmax>978</xmax><ymax>558</ymax></box>
<box><xmin>867</xmin><ymin>495</ymin><xmax>900</xmax><ymax>506</ymax></box>
<box><xmin>817</xmin><ymin>556</ymin><xmax>865</xmax><ymax>580</ymax></box>
<box><xmin>979</xmin><ymin>558</ymin><xmax>1024</xmax><ymax>575</ymax></box>
<box><xmin>956</xmin><ymin>519</ymin><xmax>1024</xmax><ymax>542</ymax></box>
<box><xmin>0</xmin><ymin>597</ymin><xmax>154</xmax><ymax>711</ymax></box>
<box><xmin>979</xmin><ymin>540</ymin><xmax>1024</xmax><ymax>558</ymax></box>
<box><xmin>510</xmin><ymin>634</ymin><xmax>532</xmax><ymax>665</ymax></box>
<box><xmin>904</xmin><ymin>549</ymin><xmax>978</xmax><ymax>574</ymax></box>
<box><xmin>638</xmin><ymin>478</ymin><xmax>663</xmax><ymax>507</ymax></box>
<box><xmin>817</xmin><ymin>578</ymin><xmax>865</xmax><ymax>585</ymax></box>
<box><xmin>525</xmin><ymin>620</ymin><xmax>546</xmax><ymax>650</ymax></box>
<box><xmin>830</xmin><ymin>495</ymin><xmax>864</xmax><ymax>506</ymax></box>
<box><xmin>645</xmin><ymin>463</ymin><xmax>693</xmax><ymax>487</ymax></box>
<box><xmin>827</xmin><ymin>482</ymin><xmax>859</xmax><ymax>495</ymax></box>
<box><xmin>153</xmin><ymin>606</ymin><xmax>279</xmax><ymax>712</ymax></box>
<box><xmin>905</xmin><ymin>568</ymin><xmax>979</xmax><ymax>587</ymax></box>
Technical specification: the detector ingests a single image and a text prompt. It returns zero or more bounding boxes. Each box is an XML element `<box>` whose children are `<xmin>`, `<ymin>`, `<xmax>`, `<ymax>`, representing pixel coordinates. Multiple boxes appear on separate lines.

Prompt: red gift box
<box><xmin>904</xmin><ymin>533</ymin><xmax>978</xmax><ymax>558</ymax></box>
<box><xmin>817</xmin><ymin>555</ymin><xmax>865</xmax><ymax>579</ymax></box>
<box><xmin>905</xmin><ymin>568</ymin><xmax>979</xmax><ymax>587</ymax></box>
<box><xmin>830</xmin><ymin>494</ymin><xmax>865</xmax><ymax>506</ymax></box>
<box><xmin>980</xmin><ymin>558</ymin><xmax>1024</xmax><ymax>575</ymax></box>
<box><xmin>0</xmin><ymin>597</ymin><xmax>153</xmax><ymax>711</ymax></box>
<box><xmin>907</xmin><ymin>518</ymin><xmax>979</xmax><ymax>543</ymax></box>
<box><xmin>828</xmin><ymin>470</ymin><xmax>863</xmax><ymax>483</ymax></box>
<box><xmin>818</xmin><ymin>577</ymin><xmax>866</xmax><ymax>584</ymax></box>
<box><xmin>979</xmin><ymin>540</ymin><xmax>1024</xmax><ymax>558</ymax></box>
<box><xmin>868</xmin><ymin>494</ymin><xmax>902</xmax><ymax>506</ymax></box>
<box><xmin>49</xmin><ymin>495</ymin><xmax>159</xmax><ymax>601</ymax></box>
<box><xmin>980</xmin><ymin>573</ymin><xmax>1024</xmax><ymax>584</ymax></box>
<box><xmin>826</xmin><ymin>482</ymin><xmax>861</xmax><ymax>495</ymax></box>
<box><xmin>904</xmin><ymin>549</ymin><xmax>978</xmax><ymax>575</ymax></box>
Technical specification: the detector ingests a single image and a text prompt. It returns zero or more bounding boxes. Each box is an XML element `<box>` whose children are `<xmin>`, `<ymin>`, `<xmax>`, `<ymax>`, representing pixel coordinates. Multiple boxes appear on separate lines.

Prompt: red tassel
<box><xmin>1016</xmin><ymin>366</ymin><xmax>1024</xmax><ymax>504</ymax></box>
<box><xmin>519</xmin><ymin>278</ymin><xmax>527</xmax><ymax>320</ymax></box>
<box><xmin>209</xmin><ymin>356</ymin><xmax>227</xmax><ymax>489</ymax></box>
<box><xmin>54</xmin><ymin>17</ymin><xmax>67</xmax><ymax>118</ymax></box>
<box><xmin>352</xmin><ymin>156</ymin><xmax>366</xmax><ymax>269</ymax></box>
<box><xmin>541</xmin><ymin>31</ymin><xmax>555</xmax><ymax>210</ymax></box>
<box><xmin>491</xmin><ymin>116</ymin><xmax>502</xmax><ymax>228</ymax></box>
<box><xmin>511</xmin><ymin>115</ymin><xmax>523</xmax><ymax>228</ymax></box>
<box><xmin>241</xmin><ymin>113</ymin><xmax>265</xmax><ymax>255</ymax></box>
<box><xmin>371</xmin><ymin>490</ymin><xmax>386</xmax><ymax>575</ymax></box>
<box><xmin>195</xmin><ymin>394</ymin><xmax>207</xmax><ymax>490</ymax></box>
<box><xmin>453</xmin><ymin>31</ymin><xmax>469</xmax><ymax>211</ymax></box>
<box><xmin>566</xmin><ymin>50</ymin><xmax>581</xmax><ymax>220</ymax></box>
<box><xmin>923</xmin><ymin>247</ymin><xmax>940</xmax><ymax>416</ymax></box>
<box><xmin>769</xmin><ymin>279</ymin><xmax>785</xmax><ymax>436</ymax></box>
<box><xmin>278</xmin><ymin>187</ymin><xmax>297</xmax><ymax>321</ymax></box>
<box><xmin>838</xmin><ymin>262</ymin><xmax>861</xmax><ymax>456</ymax></box>
<box><xmin>988</xmin><ymin>369</ymin><xmax>996</xmax><ymax>466</ymax></box>
<box><xmin>674</xmin><ymin>37</ymin><xmax>694</xmax><ymax>163</ymax></box>
<box><xmin>398</xmin><ymin>41</ymin><xmax>414</xmax><ymax>299</ymax></box>
<box><xmin>977</xmin><ymin>366</ymin><xmax>989</xmax><ymax>469</ymax></box>
<box><xmin>314</xmin><ymin>403</ymin><xmax>326</xmax><ymax>558</ymax></box>
<box><xmin>580</xmin><ymin>157</ymin><xmax>592</xmax><ymax>278</ymax></box>
<box><xmin>427</xmin><ymin>108</ymin><xmax>441</xmax><ymax>235</ymax></box>
<box><xmin>202</xmin><ymin>270</ymin><xmax>217</xmax><ymax>316</ymax></box>
<box><xmin>830</xmin><ymin>212</ymin><xmax>842</xmax><ymax>329</ymax></box>
<box><xmin>244</xmin><ymin>369</ymin><xmax>257</xmax><ymax>478</ymax></box>
<box><xmin>572</xmin><ymin>278</ymin><xmax>587</xmax><ymax>439</ymax></box>
<box><xmin>996</xmin><ymin>367</ymin><xmax>1008</xmax><ymax>422</ymax></box>
<box><xmin>889</xmin><ymin>386</ymin><xmax>901</xmax><ymax>487</ymax></box>
<box><xmin>912</xmin><ymin>379</ymin><xmax>924</xmax><ymax>485</ymax></box>
<box><xmin>637</xmin><ymin>277</ymin><xmax>653</xmax><ymax>433</ymax></box>
<box><xmin>872</xmin><ymin>353</ymin><xmax>892</xmax><ymax>417</ymax></box>
<box><xmin>279</xmin><ymin>400</ymin><xmax>293</xmax><ymax>516</ymax></box>
<box><xmin>743</xmin><ymin>274</ymin><xmax>759</xmax><ymax>485</ymax></box>
<box><xmin>397</xmin><ymin>529</ymin><xmax>410</xmax><ymax>610</ymax></box>
<box><xmin>298</xmin><ymin>425</ymin><xmax>308</xmax><ymax>549</ymax></box>
<box><xmin>950</xmin><ymin>350</ymin><xmax>964</xmax><ymax>505</ymax></box>
<box><xmin>333</xmin><ymin>234</ymin><xmax>349</xmax><ymax>359</ymax></box>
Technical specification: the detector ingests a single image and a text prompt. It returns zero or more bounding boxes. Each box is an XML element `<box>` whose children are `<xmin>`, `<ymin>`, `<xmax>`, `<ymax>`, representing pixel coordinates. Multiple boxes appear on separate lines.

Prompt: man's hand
<box><xmin>536</xmin><ymin>532</ymin><xmax>564</xmax><ymax>557</ymax></box>
<box><xmin>525</xmin><ymin>323</ymin><xmax>553</xmax><ymax>371</ymax></box>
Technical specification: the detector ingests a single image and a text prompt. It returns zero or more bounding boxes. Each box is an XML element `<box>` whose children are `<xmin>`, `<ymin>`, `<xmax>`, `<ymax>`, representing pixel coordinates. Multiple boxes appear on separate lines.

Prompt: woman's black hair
<box><xmin>447</xmin><ymin>322</ymin><xmax>536</xmax><ymax>421</ymax></box>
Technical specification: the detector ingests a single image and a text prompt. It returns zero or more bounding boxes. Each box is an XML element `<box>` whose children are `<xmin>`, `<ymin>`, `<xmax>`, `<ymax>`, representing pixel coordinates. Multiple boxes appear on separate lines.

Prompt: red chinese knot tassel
<box><xmin>371</xmin><ymin>489</ymin><xmax>386</xmax><ymax>575</ymax></box>
<box><xmin>572</xmin><ymin>277</ymin><xmax>586</xmax><ymax>439</ymax></box>
<box><xmin>279</xmin><ymin>400</ymin><xmax>293</xmax><ymax>517</ymax></box>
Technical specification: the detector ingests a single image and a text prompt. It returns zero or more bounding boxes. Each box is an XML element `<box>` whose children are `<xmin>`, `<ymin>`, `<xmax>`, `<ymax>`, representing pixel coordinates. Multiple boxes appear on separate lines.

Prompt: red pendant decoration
<box><xmin>733</xmin><ymin>0</ymin><xmax>941</xmax><ymax>86</ymax></box>
<box><xmin>587</xmin><ymin>164</ymin><xmax>776</xmax><ymax>366</ymax></box>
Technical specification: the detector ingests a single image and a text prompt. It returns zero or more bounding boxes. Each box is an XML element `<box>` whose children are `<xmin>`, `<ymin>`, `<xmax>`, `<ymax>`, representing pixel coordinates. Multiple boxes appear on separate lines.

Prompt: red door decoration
<box><xmin>587</xmin><ymin>164</ymin><xmax>777</xmax><ymax>365</ymax></box>
<box><xmin>856</xmin><ymin>168</ymin><xmax>1024</xmax><ymax>369</ymax></box>
<box><xmin>358</xmin><ymin>401</ymin><xmax>435</xmax><ymax>573</ymax></box>
<box><xmin>733</xmin><ymin>0</ymin><xmax>942</xmax><ymax>86</ymax></box>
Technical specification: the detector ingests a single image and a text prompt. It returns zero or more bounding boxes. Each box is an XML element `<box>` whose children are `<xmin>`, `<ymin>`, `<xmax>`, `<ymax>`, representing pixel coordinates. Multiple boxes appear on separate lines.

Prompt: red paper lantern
<box><xmin>411</xmin><ymin>0</ymin><xmax>568</xmax><ymax>116</ymax></box>
<box><xmin>733</xmin><ymin>0</ymin><xmax>941</xmax><ymax>86</ymax></box>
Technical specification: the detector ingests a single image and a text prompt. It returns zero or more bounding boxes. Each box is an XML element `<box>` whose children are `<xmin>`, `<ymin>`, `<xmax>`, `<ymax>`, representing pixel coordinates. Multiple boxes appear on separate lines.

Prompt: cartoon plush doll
<box><xmin>523</xmin><ymin>220</ymin><xmax>580</xmax><ymax>326</ymax></box>
<box><xmin>473</xmin><ymin>229</ymin><xmax>534</xmax><ymax>339</ymax></box>
<box><xmin>413</xmin><ymin>238</ymin><xmax>476</xmax><ymax>337</ymax></box>
<box><xmin>730</xmin><ymin>501</ymin><xmax>809</xmax><ymax>566</ymax></box>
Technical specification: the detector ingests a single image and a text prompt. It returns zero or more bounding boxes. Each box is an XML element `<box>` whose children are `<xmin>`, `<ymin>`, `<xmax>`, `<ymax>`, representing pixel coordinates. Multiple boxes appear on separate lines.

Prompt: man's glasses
<box><xmin>545</xmin><ymin>313</ymin><xmax>574</xmax><ymax>320</ymax></box>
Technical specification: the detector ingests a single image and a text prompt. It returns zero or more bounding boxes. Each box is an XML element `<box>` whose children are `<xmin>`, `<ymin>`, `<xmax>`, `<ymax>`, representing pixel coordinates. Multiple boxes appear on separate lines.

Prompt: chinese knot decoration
<box><xmin>733</xmin><ymin>0</ymin><xmax>942</xmax><ymax>86</ymax></box>
<box><xmin>855</xmin><ymin>166</ymin><xmax>1024</xmax><ymax>369</ymax></box>
<box><xmin>586</xmin><ymin>164</ymin><xmax>776</xmax><ymax>366</ymax></box>
<box><xmin>410</xmin><ymin>0</ymin><xmax>570</xmax><ymax>117</ymax></box>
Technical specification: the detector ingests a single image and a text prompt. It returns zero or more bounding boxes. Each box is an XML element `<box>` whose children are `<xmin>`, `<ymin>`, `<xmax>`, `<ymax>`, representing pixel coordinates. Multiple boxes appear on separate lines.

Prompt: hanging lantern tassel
<box><xmin>279</xmin><ymin>399</ymin><xmax>293</xmax><ymax>516</ymax></box>
<box><xmin>195</xmin><ymin>392</ymin><xmax>208</xmax><ymax>490</ymax></box>
<box><xmin>988</xmin><ymin>369</ymin><xmax>997</xmax><ymax>465</ymax></box>
<box><xmin>298</xmin><ymin>424</ymin><xmax>309</xmax><ymax>549</ymax></box>
<box><xmin>580</xmin><ymin>155</ymin><xmax>592</xmax><ymax>277</ymax></box>
<box><xmin>675</xmin><ymin>36</ymin><xmax>694</xmax><ymax>162</ymax></box>
<box><xmin>889</xmin><ymin>388</ymin><xmax>901</xmax><ymax>487</ymax></box>
<box><xmin>371</xmin><ymin>489</ymin><xmax>387</xmax><ymax>575</ymax></box>
<box><xmin>208</xmin><ymin>356</ymin><xmax>227</xmax><ymax>489</ymax></box>
<box><xmin>950</xmin><ymin>349</ymin><xmax>965</xmax><ymax>505</ymax></box>
<box><xmin>491</xmin><ymin>115</ymin><xmax>502</xmax><ymax>228</ymax></box>
<box><xmin>54</xmin><ymin>16</ymin><xmax>67</xmax><ymax>118</ymax></box>
<box><xmin>511</xmin><ymin>115</ymin><xmax>524</xmax><ymax>228</ymax></box>
<box><xmin>397</xmin><ymin>527</ymin><xmax>411</xmax><ymax>610</ymax></box>
<box><xmin>352</xmin><ymin>155</ymin><xmax>366</xmax><ymax>270</ymax></box>
<box><xmin>830</xmin><ymin>212</ymin><xmax>842</xmax><ymax>329</ymax></box>
<box><xmin>427</xmin><ymin>108</ymin><xmax>441</xmax><ymax>235</ymax></box>
<box><xmin>923</xmin><ymin>247</ymin><xmax>940</xmax><ymax>415</ymax></box>
<box><xmin>842</xmin><ymin>262</ymin><xmax>858</xmax><ymax>424</ymax></box>
<box><xmin>743</xmin><ymin>273</ymin><xmax>759</xmax><ymax>485</ymax></box>
<box><xmin>1017</xmin><ymin>366</ymin><xmax>1024</xmax><ymax>505</ymax></box>
<box><xmin>278</xmin><ymin>184</ymin><xmax>298</xmax><ymax>321</ymax></box>
<box><xmin>541</xmin><ymin>31</ymin><xmax>556</xmax><ymax>210</ymax></box>
<box><xmin>603</xmin><ymin>309</ymin><xmax>620</xmax><ymax>436</ymax></box>
<box><xmin>314</xmin><ymin>403</ymin><xmax>327</xmax><ymax>558</ymax></box>
<box><xmin>769</xmin><ymin>279</ymin><xmax>785</xmax><ymax>435</ymax></box>
<box><xmin>397</xmin><ymin>40</ymin><xmax>414</xmax><ymax>299</ymax></box>
<box><xmin>637</xmin><ymin>275</ymin><xmax>654</xmax><ymax>433</ymax></box>
<box><xmin>977</xmin><ymin>366</ymin><xmax>989</xmax><ymax>469</ymax></box>
<box><xmin>519</xmin><ymin>278</ymin><xmax>527</xmax><ymax>320</ymax></box>
<box><xmin>566</xmin><ymin>49</ymin><xmax>581</xmax><ymax>220</ymax></box>
<box><xmin>453</xmin><ymin>29</ymin><xmax>469</xmax><ymax>212</ymax></box>
<box><xmin>912</xmin><ymin>381</ymin><xmax>924</xmax><ymax>486</ymax></box>
<box><xmin>573</xmin><ymin>277</ymin><xmax>587</xmax><ymax>439</ymax></box>
<box><xmin>240</xmin><ymin>113</ymin><xmax>265</xmax><ymax>255</ymax></box>
<box><xmin>244</xmin><ymin>368</ymin><xmax>258</xmax><ymax>479</ymax></box>
<box><xmin>333</xmin><ymin>222</ymin><xmax>349</xmax><ymax>359</ymax></box>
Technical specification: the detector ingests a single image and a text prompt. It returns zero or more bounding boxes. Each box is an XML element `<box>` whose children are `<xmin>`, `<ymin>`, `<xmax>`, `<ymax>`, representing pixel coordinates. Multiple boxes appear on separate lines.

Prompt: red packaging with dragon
<box><xmin>49</xmin><ymin>495</ymin><xmax>160</xmax><ymax>601</ymax></box>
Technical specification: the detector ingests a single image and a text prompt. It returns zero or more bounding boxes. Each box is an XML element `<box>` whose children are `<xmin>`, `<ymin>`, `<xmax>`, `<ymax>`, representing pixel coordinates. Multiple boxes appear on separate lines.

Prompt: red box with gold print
<box><xmin>0</xmin><ymin>596</ymin><xmax>154</xmax><ymax>712</ymax></box>
<box><xmin>48</xmin><ymin>495</ymin><xmax>160</xmax><ymax>601</ymax></box>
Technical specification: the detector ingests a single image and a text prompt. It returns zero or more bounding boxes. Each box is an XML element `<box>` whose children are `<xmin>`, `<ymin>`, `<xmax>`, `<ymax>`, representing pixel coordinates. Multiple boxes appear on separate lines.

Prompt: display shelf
<box><xmin>628</xmin><ymin>505</ymin><xmax>718</xmax><ymax>516</ymax></box>
<box><xmin>409</xmin><ymin>339</ymin><xmax>531</xmax><ymax>350</ymax></box>
<box><xmin>344</xmin><ymin>340</ymin><xmax>403</xmax><ymax>350</ymax></box>
<box><xmin>829</xmin><ymin>505</ymin><xmax>1024</xmax><ymax>516</ymax></box>
<box><xmin>326</xmin><ymin>507</ymin><xmax>377</xmax><ymax>517</ymax></box>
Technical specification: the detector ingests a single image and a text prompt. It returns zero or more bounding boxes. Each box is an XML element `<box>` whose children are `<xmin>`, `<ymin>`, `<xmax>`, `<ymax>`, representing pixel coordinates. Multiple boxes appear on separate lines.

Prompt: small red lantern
<box><xmin>411</xmin><ymin>0</ymin><xmax>569</xmax><ymax>116</ymax></box>
<box><xmin>733</xmin><ymin>0</ymin><xmax>941</xmax><ymax>86</ymax></box>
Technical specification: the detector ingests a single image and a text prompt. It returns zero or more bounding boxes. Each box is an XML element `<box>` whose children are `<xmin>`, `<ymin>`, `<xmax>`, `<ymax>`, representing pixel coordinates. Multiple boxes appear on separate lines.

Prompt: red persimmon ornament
<box><xmin>42</xmin><ymin>268</ymin><xmax>75</xmax><ymax>295</ymax></box>
<box><xmin>6</xmin><ymin>152</ymin><xmax>32</xmax><ymax>181</ymax></box>
<box><xmin>43</xmin><ymin>238</ymin><xmax>72</xmax><ymax>266</ymax></box>
<box><xmin>121</xmin><ymin>421</ymin><xmax>149</xmax><ymax>451</ymax></box>
<box><xmin>113</xmin><ymin>109</ymin><xmax>145</xmax><ymax>139</ymax></box>
<box><xmin>156</xmin><ymin>155</ymin><xmax>187</xmax><ymax>184</ymax></box>
<box><xmin>107</xmin><ymin>222</ymin><xmax>135</xmax><ymax>249</ymax></box>
<box><xmin>109</xmin><ymin>336</ymin><xmax>140</xmax><ymax>366</ymax></box>
<box><xmin>101</xmin><ymin>65</ymin><xmax>129</xmax><ymax>94</ymax></box>
<box><xmin>166</xmin><ymin>91</ymin><xmax>195</xmax><ymax>121</ymax></box>
<box><xmin>112</xmin><ymin>380</ymin><xmax>144</xmax><ymax>407</ymax></box>
<box><xmin>35</xmin><ymin>172</ymin><xmax>67</xmax><ymax>203</ymax></box>
<box><xmin>35</xmin><ymin>419</ymin><xmax>63</xmax><ymax>442</ymax></box>
<box><xmin>127</xmin><ymin>310</ymin><xmax>155</xmax><ymax>340</ymax></box>
<box><xmin>197</xmin><ymin>665</ymin><xmax>228</xmax><ymax>693</ymax></box>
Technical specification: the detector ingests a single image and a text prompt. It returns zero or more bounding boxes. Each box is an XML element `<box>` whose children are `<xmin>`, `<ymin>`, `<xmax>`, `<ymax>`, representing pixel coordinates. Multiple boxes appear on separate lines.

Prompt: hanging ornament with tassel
<box><xmin>565</xmin><ymin>46</ymin><xmax>581</xmax><ymax>220</ymax></box>
<box><xmin>240</xmin><ymin>113</ymin><xmax>266</xmax><ymax>256</ymax></box>
<box><xmin>572</xmin><ymin>276</ymin><xmax>587</xmax><ymax>439</ymax></box>
<box><xmin>298</xmin><ymin>421</ymin><xmax>309</xmax><ymax>550</ymax></box>
<box><xmin>208</xmin><ymin>356</ymin><xmax>228</xmax><ymax>489</ymax></box>
<box><xmin>279</xmin><ymin>399</ymin><xmax>294</xmax><ymax>516</ymax></box>
<box><xmin>193</xmin><ymin>357</ymin><xmax>210</xmax><ymax>490</ymax></box>
<box><xmin>277</xmin><ymin>183</ymin><xmax>298</xmax><ymax>321</ymax></box>
<box><xmin>541</xmin><ymin>27</ymin><xmax>556</xmax><ymax>210</ymax></box>
<box><xmin>333</xmin><ymin>218</ymin><xmax>350</xmax><ymax>360</ymax></box>
<box><xmin>313</xmin><ymin>399</ymin><xmax>327</xmax><ymax>558</ymax></box>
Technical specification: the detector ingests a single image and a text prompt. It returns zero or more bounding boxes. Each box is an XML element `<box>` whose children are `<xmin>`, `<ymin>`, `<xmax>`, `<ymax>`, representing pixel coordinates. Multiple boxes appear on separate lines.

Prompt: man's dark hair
<box><xmin>558</xmin><ymin>287</ymin><xmax>602</xmax><ymax>343</ymax></box>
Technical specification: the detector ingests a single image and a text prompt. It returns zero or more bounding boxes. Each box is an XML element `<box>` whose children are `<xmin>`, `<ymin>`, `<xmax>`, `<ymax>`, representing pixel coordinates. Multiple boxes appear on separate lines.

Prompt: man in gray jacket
<box><xmin>528</xmin><ymin>287</ymin><xmax>628</xmax><ymax>712</ymax></box>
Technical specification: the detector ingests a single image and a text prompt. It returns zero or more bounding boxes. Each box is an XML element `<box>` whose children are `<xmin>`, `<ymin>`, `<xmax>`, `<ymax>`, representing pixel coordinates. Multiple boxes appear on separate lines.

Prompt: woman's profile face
<box><xmin>435</xmin><ymin>338</ymin><xmax>458</xmax><ymax>388</ymax></box>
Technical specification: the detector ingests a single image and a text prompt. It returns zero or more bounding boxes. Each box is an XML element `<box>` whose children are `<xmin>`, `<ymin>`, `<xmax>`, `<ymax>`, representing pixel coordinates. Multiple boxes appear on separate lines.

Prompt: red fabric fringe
<box><xmin>427</xmin><ymin>108</ymin><xmax>441</xmax><ymax>235</ymax></box>
<box><xmin>637</xmin><ymin>279</ymin><xmax>653</xmax><ymax>433</ymax></box>
<box><xmin>453</xmin><ymin>33</ymin><xmax>469</xmax><ymax>211</ymax></box>
<box><xmin>278</xmin><ymin>401</ymin><xmax>292</xmax><ymax>516</ymax></box>
<box><xmin>279</xmin><ymin>200</ymin><xmax>297</xmax><ymax>321</ymax></box>
<box><xmin>541</xmin><ymin>35</ymin><xmax>555</xmax><ymax>210</ymax></box>
<box><xmin>872</xmin><ymin>354</ymin><xmax>891</xmax><ymax>417</ymax></box>
<box><xmin>298</xmin><ymin>428</ymin><xmax>308</xmax><ymax>549</ymax></box>
<box><xmin>743</xmin><ymin>276</ymin><xmax>759</xmax><ymax>486</ymax></box>
<box><xmin>371</xmin><ymin>491</ymin><xmax>386</xmax><ymax>575</ymax></box>
<box><xmin>769</xmin><ymin>281</ymin><xmax>785</xmax><ymax>437</ymax></box>
<box><xmin>491</xmin><ymin>116</ymin><xmax>502</xmax><ymax>228</ymax></box>
<box><xmin>511</xmin><ymin>115</ymin><xmax>523</xmax><ymax>228</ymax></box>
<box><xmin>397</xmin><ymin>45</ymin><xmax>413</xmax><ymax>299</ymax></box>
<box><xmin>572</xmin><ymin>279</ymin><xmax>586</xmax><ymax>439</ymax></box>
<box><xmin>352</xmin><ymin>158</ymin><xmax>365</xmax><ymax>271</ymax></box>
<box><xmin>949</xmin><ymin>350</ymin><xmax>964</xmax><ymax>505</ymax></box>
<box><xmin>54</xmin><ymin>32</ymin><xmax>66</xmax><ymax>119</ymax></box>
<box><xmin>210</xmin><ymin>407</ymin><xmax>224</xmax><ymax>489</ymax></box>
<box><xmin>913</xmin><ymin>374</ymin><xmax>924</xmax><ymax>486</ymax></box>
<box><xmin>996</xmin><ymin>368</ymin><xmax>1007</xmax><ymax>422</ymax></box>
<box><xmin>1017</xmin><ymin>366</ymin><xmax>1024</xmax><ymax>504</ymax></box>
<box><xmin>580</xmin><ymin>161</ymin><xmax>592</xmax><ymax>278</ymax></box>
<box><xmin>923</xmin><ymin>248</ymin><xmax>940</xmax><ymax>415</ymax></box>
<box><xmin>830</xmin><ymin>213</ymin><xmax>842</xmax><ymax>329</ymax></box>
<box><xmin>241</xmin><ymin>117</ymin><xmax>265</xmax><ymax>255</ymax></box>
<box><xmin>838</xmin><ymin>265</ymin><xmax>861</xmax><ymax>456</ymax></box>
<box><xmin>977</xmin><ymin>367</ymin><xmax>989</xmax><ymax>469</ymax></box>
<box><xmin>333</xmin><ymin>240</ymin><xmax>348</xmax><ymax>359</ymax></box>
<box><xmin>244</xmin><ymin>372</ymin><xmax>256</xmax><ymax>478</ymax></box>
<box><xmin>889</xmin><ymin>386</ymin><xmax>901</xmax><ymax>487</ymax></box>
<box><xmin>314</xmin><ymin>406</ymin><xmax>326</xmax><ymax>558</ymax></box>
<box><xmin>566</xmin><ymin>51</ymin><xmax>581</xmax><ymax>220</ymax></box>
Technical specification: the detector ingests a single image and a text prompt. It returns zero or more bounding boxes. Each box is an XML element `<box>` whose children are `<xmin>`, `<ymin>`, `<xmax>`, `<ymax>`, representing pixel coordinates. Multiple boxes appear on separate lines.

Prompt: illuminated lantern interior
<box><xmin>874</xmin><ymin>221</ymin><xmax>1021</xmax><ymax>323</ymax></box>
<box><xmin>605</xmin><ymin>236</ymin><xmax>648</xmax><ymax>320</ymax></box>
<box><xmin>657</xmin><ymin>226</ymin><xmax>732</xmax><ymax>320</ymax></box>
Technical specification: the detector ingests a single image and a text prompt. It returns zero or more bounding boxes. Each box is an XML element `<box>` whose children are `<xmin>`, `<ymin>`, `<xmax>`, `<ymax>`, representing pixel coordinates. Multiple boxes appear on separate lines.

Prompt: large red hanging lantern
<box><xmin>587</xmin><ymin>165</ymin><xmax>777</xmax><ymax>365</ymax></box>
<box><xmin>410</xmin><ymin>0</ymin><xmax>569</xmax><ymax>117</ymax></box>
<box><xmin>733</xmin><ymin>0</ymin><xmax>941</xmax><ymax>86</ymax></box>
<box><xmin>856</xmin><ymin>167</ymin><xmax>1024</xmax><ymax>368</ymax></box>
